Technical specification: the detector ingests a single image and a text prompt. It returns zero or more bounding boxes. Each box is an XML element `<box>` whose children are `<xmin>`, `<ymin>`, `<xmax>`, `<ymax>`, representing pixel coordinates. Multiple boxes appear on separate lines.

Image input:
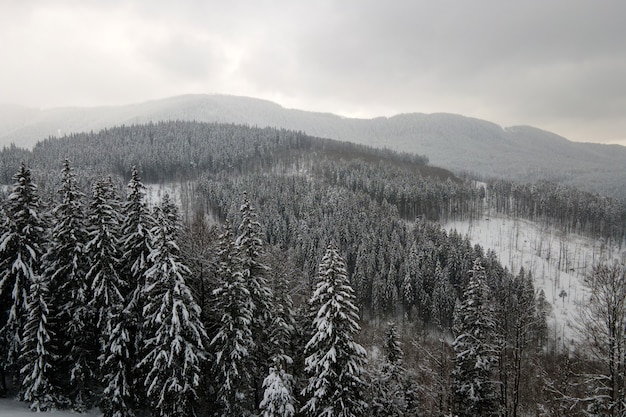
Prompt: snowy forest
<box><xmin>0</xmin><ymin>121</ymin><xmax>625</xmax><ymax>417</ymax></box>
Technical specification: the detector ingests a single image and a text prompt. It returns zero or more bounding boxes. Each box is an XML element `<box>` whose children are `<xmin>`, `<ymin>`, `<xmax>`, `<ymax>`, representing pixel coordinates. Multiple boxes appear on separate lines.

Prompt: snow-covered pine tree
<box><xmin>42</xmin><ymin>159</ymin><xmax>94</xmax><ymax>407</ymax></box>
<box><xmin>19</xmin><ymin>275</ymin><xmax>55</xmax><ymax>411</ymax></box>
<box><xmin>260</xmin><ymin>250</ymin><xmax>297</xmax><ymax>417</ymax></box>
<box><xmin>86</xmin><ymin>177</ymin><xmax>124</xmax><ymax>339</ymax></box>
<box><xmin>369</xmin><ymin>322</ymin><xmax>410</xmax><ymax>417</ymax></box>
<box><xmin>235</xmin><ymin>192</ymin><xmax>274</xmax><ymax>405</ymax></box>
<box><xmin>86</xmin><ymin>177</ymin><xmax>134</xmax><ymax>417</ymax></box>
<box><xmin>119</xmin><ymin>167</ymin><xmax>154</xmax><ymax>406</ymax></box>
<box><xmin>452</xmin><ymin>258</ymin><xmax>500</xmax><ymax>417</ymax></box>
<box><xmin>383</xmin><ymin>322</ymin><xmax>403</xmax><ymax>368</ymax></box>
<box><xmin>267</xmin><ymin>248</ymin><xmax>296</xmax><ymax>368</ymax></box>
<box><xmin>100</xmin><ymin>307</ymin><xmax>133</xmax><ymax>417</ymax></box>
<box><xmin>0</xmin><ymin>163</ymin><xmax>47</xmax><ymax>387</ymax></box>
<box><xmin>301</xmin><ymin>244</ymin><xmax>367</xmax><ymax>417</ymax></box>
<box><xmin>210</xmin><ymin>219</ymin><xmax>255</xmax><ymax>416</ymax></box>
<box><xmin>140</xmin><ymin>197</ymin><xmax>207</xmax><ymax>417</ymax></box>
<box><xmin>260</xmin><ymin>363</ymin><xmax>296</xmax><ymax>417</ymax></box>
<box><xmin>431</xmin><ymin>262</ymin><xmax>455</xmax><ymax>329</ymax></box>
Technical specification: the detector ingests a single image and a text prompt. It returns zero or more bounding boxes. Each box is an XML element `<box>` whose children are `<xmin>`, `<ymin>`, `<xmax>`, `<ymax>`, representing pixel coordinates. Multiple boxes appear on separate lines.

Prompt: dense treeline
<box><xmin>489</xmin><ymin>179</ymin><xmax>626</xmax><ymax>244</ymax></box>
<box><xmin>0</xmin><ymin>121</ymin><xmax>429</xmax><ymax>185</ymax></box>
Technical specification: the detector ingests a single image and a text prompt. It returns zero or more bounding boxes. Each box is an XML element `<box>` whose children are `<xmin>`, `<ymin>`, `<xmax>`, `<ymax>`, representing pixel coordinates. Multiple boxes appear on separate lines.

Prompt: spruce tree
<box><xmin>210</xmin><ymin>220</ymin><xmax>255</xmax><ymax>416</ymax></box>
<box><xmin>0</xmin><ymin>163</ymin><xmax>47</xmax><ymax>388</ymax></box>
<box><xmin>260</xmin><ymin>363</ymin><xmax>296</xmax><ymax>417</ymax></box>
<box><xmin>86</xmin><ymin>178</ymin><xmax>124</xmax><ymax>340</ymax></box>
<box><xmin>19</xmin><ymin>275</ymin><xmax>55</xmax><ymax>411</ymax></box>
<box><xmin>44</xmin><ymin>160</ymin><xmax>95</xmax><ymax>410</ymax></box>
<box><xmin>452</xmin><ymin>258</ymin><xmax>500</xmax><ymax>417</ymax></box>
<box><xmin>267</xmin><ymin>251</ymin><xmax>296</xmax><ymax>368</ymax></box>
<box><xmin>235</xmin><ymin>192</ymin><xmax>274</xmax><ymax>406</ymax></box>
<box><xmin>140</xmin><ymin>197</ymin><xmax>207</xmax><ymax>417</ymax></box>
<box><xmin>301</xmin><ymin>244</ymin><xmax>367</xmax><ymax>417</ymax></box>
<box><xmin>370</xmin><ymin>322</ymin><xmax>410</xmax><ymax>417</ymax></box>
<box><xmin>86</xmin><ymin>177</ymin><xmax>134</xmax><ymax>417</ymax></box>
<box><xmin>119</xmin><ymin>167</ymin><xmax>154</xmax><ymax>405</ymax></box>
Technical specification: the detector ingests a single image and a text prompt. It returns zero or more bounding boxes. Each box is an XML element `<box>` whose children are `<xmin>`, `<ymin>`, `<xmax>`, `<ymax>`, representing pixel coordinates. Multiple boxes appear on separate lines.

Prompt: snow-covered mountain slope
<box><xmin>446</xmin><ymin>214</ymin><xmax>626</xmax><ymax>349</ymax></box>
<box><xmin>2</xmin><ymin>94</ymin><xmax>626</xmax><ymax>200</ymax></box>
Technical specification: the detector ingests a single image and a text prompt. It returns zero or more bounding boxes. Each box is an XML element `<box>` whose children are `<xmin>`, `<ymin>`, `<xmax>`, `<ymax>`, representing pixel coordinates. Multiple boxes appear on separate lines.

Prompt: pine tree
<box><xmin>235</xmin><ymin>192</ymin><xmax>274</xmax><ymax>406</ymax></box>
<box><xmin>267</xmin><ymin>250</ymin><xmax>296</xmax><ymax>368</ymax></box>
<box><xmin>370</xmin><ymin>322</ymin><xmax>410</xmax><ymax>417</ymax></box>
<box><xmin>44</xmin><ymin>160</ymin><xmax>95</xmax><ymax>410</ymax></box>
<box><xmin>120</xmin><ymin>167</ymin><xmax>153</xmax><ymax>324</ymax></box>
<box><xmin>0</xmin><ymin>163</ymin><xmax>47</xmax><ymax>387</ymax></box>
<box><xmin>86</xmin><ymin>177</ymin><xmax>135</xmax><ymax>417</ymax></box>
<box><xmin>431</xmin><ymin>262</ymin><xmax>455</xmax><ymax>329</ymax></box>
<box><xmin>86</xmin><ymin>178</ymin><xmax>124</xmax><ymax>340</ymax></box>
<box><xmin>452</xmin><ymin>258</ymin><xmax>500</xmax><ymax>417</ymax></box>
<box><xmin>210</xmin><ymin>220</ymin><xmax>255</xmax><ymax>416</ymax></box>
<box><xmin>260</xmin><ymin>363</ymin><xmax>296</xmax><ymax>417</ymax></box>
<box><xmin>301</xmin><ymin>244</ymin><xmax>367</xmax><ymax>417</ymax></box>
<box><xmin>383</xmin><ymin>322</ymin><xmax>403</xmax><ymax>368</ymax></box>
<box><xmin>19</xmin><ymin>275</ymin><xmax>55</xmax><ymax>411</ymax></box>
<box><xmin>140</xmin><ymin>198</ymin><xmax>207</xmax><ymax>417</ymax></box>
<box><xmin>119</xmin><ymin>167</ymin><xmax>154</xmax><ymax>405</ymax></box>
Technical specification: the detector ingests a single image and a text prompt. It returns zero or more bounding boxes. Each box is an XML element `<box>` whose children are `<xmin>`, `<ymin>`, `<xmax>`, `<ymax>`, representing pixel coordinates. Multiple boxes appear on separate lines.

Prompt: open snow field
<box><xmin>446</xmin><ymin>213</ymin><xmax>625</xmax><ymax>350</ymax></box>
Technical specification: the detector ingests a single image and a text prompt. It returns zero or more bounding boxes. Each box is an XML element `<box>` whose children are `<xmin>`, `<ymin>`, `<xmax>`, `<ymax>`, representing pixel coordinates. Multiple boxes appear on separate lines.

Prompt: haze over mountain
<box><xmin>2</xmin><ymin>94</ymin><xmax>626</xmax><ymax>199</ymax></box>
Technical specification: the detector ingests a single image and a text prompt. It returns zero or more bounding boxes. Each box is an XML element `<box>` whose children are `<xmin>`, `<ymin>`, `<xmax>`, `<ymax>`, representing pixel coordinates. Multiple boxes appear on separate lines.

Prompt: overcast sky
<box><xmin>1</xmin><ymin>0</ymin><xmax>625</xmax><ymax>144</ymax></box>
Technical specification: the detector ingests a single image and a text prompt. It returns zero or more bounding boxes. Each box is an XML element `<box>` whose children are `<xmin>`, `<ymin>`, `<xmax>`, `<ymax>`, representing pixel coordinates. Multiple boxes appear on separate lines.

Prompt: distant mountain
<box><xmin>2</xmin><ymin>94</ymin><xmax>625</xmax><ymax>199</ymax></box>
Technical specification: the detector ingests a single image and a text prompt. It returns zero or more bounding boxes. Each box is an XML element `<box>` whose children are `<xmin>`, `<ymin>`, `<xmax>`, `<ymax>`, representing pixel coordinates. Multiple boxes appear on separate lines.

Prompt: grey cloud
<box><xmin>1</xmin><ymin>0</ymin><xmax>625</xmax><ymax>142</ymax></box>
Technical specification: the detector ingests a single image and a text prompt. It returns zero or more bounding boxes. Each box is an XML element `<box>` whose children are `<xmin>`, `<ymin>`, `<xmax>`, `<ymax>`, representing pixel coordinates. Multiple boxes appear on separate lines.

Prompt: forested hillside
<box><xmin>3</xmin><ymin>95</ymin><xmax>626</xmax><ymax>201</ymax></box>
<box><xmin>1</xmin><ymin>121</ymin><xmax>625</xmax><ymax>416</ymax></box>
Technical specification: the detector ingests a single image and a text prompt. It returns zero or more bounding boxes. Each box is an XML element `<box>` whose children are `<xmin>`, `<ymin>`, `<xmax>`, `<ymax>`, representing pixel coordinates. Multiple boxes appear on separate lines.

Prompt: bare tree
<box><xmin>577</xmin><ymin>262</ymin><xmax>626</xmax><ymax>417</ymax></box>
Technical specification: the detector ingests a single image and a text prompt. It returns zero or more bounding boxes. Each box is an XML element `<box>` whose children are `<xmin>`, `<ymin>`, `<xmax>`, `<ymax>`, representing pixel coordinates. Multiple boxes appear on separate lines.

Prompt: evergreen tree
<box><xmin>44</xmin><ymin>160</ymin><xmax>95</xmax><ymax>410</ymax></box>
<box><xmin>235</xmin><ymin>192</ymin><xmax>274</xmax><ymax>405</ymax></box>
<box><xmin>86</xmin><ymin>178</ymin><xmax>124</xmax><ymax>341</ymax></box>
<box><xmin>119</xmin><ymin>167</ymin><xmax>154</xmax><ymax>405</ymax></box>
<box><xmin>369</xmin><ymin>322</ymin><xmax>412</xmax><ymax>417</ymax></box>
<box><xmin>140</xmin><ymin>198</ymin><xmax>207</xmax><ymax>417</ymax></box>
<box><xmin>452</xmin><ymin>259</ymin><xmax>500</xmax><ymax>417</ymax></box>
<box><xmin>0</xmin><ymin>163</ymin><xmax>47</xmax><ymax>387</ymax></box>
<box><xmin>301</xmin><ymin>244</ymin><xmax>367</xmax><ymax>417</ymax></box>
<box><xmin>19</xmin><ymin>275</ymin><xmax>55</xmax><ymax>411</ymax></box>
<box><xmin>260</xmin><ymin>363</ymin><xmax>296</xmax><ymax>417</ymax></box>
<box><xmin>267</xmin><ymin>249</ymin><xmax>296</xmax><ymax>368</ymax></box>
<box><xmin>210</xmin><ymin>220</ymin><xmax>255</xmax><ymax>416</ymax></box>
<box><xmin>86</xmin><ymin>177</ymin><xmax>133</xmax><ymax>417</ymax></box>
<box><xmin>383</xmin><ymin>322</ymin><xmax>404</xmax><ymax>368</ymax></box>
<box><xmin>431</xmin><ymin>262</ymin><xmax>455</xmax><ymax>329</ymax></box>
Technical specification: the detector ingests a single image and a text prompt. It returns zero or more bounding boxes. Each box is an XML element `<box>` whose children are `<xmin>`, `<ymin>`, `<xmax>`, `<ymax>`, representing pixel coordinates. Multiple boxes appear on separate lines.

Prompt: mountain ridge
<box><xmin>1</xmin><ymin>94</ymin><xmax>625</xmax><ymax>199</ymax></box>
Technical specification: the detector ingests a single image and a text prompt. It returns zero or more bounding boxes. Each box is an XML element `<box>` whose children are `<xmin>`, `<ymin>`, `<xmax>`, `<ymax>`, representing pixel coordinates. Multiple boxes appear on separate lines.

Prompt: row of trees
<box><xmin>489</xmin><ymin>179</ymin><xmax>626</xmax><ymax>243</ymax></box>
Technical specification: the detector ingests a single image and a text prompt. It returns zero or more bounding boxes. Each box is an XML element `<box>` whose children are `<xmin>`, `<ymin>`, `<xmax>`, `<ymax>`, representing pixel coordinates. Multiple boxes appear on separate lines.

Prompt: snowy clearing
<box><xmin>446</xmin><ymin>213</ymin><xmax>625</xmax><ymax>350</ymax></box>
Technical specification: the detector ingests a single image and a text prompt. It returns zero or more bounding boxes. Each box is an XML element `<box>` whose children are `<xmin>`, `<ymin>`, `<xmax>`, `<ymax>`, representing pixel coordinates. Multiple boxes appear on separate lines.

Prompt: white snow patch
<box><xmin>0</xmin><ymin>398</ymin><xmax>101</xmax><ymax>417</ymax></box>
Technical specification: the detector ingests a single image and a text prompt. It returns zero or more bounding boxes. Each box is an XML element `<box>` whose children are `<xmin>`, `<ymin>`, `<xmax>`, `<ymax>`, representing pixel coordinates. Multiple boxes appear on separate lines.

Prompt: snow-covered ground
<box><xmin>446</xmin><ymin>214</ymin><xmax>625</xmax><ymax>350</ymax></box>
<box><xmin>0</xmin><ymin>398</ymin><xmax>101</xmax><ymax>417</ymax></box>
